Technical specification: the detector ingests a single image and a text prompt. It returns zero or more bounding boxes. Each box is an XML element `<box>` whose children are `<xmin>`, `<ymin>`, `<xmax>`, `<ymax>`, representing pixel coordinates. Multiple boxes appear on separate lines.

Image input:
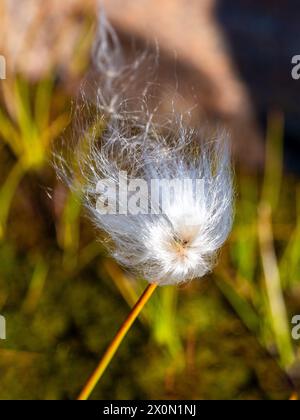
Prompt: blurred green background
<box><xmin>1</xmin><ymin>2</ymin><xmax>300</xmax><ymax>401</ymax></box>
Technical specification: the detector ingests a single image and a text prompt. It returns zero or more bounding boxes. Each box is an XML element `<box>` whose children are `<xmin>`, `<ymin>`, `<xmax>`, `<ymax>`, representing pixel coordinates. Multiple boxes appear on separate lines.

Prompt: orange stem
<box><xmin>77</xmin><ymin>282</ymin><xmax>157</xmax><ymax>400</ymax></box>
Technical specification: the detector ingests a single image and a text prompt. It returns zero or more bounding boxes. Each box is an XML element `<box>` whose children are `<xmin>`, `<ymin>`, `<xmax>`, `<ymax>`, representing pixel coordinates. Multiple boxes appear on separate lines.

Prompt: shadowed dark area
<box><xmin>216</xmin><ymin>0</ymin><xmax>300</xmax><ymax>172</ymax></box>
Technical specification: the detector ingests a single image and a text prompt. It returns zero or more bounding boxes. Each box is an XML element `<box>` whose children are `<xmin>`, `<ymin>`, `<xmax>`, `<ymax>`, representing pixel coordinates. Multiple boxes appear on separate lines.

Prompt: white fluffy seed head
<box><xmin>55</xmin><ymin>12</ymin><xmax>234</xmax><ymax>286</ymax></box>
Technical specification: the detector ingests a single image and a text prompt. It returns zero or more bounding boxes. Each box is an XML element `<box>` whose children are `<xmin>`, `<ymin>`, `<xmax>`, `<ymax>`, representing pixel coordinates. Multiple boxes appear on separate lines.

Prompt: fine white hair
<box><xmin>56</xmin><ymin>12</ymin><xmax>234</xmax><ymax>286</ymax></box>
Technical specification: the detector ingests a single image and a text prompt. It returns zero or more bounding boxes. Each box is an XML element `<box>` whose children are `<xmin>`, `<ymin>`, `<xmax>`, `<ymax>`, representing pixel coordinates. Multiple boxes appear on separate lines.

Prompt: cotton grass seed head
<box><xmin>55</xmin><ymin>12</ymin><xmax>234</xmax><ymax>286</ymax></box>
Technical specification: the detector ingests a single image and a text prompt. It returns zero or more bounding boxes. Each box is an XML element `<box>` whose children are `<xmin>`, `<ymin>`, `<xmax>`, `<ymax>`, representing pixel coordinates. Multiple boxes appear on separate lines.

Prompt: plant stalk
<box><xmin>77</xmin><ymin>282</ymin><xmax>157</xmax><ymax>400</ymax></box>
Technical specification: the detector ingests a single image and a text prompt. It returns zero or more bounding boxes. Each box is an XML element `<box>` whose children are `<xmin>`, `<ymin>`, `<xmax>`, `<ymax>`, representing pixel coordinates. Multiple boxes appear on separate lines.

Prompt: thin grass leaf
<box><xmin>0</xmin><ymin>161</ymin><xmax>24</xmax><ymax>240</ymax></box>
<box><xmin>258</xmin><ymin>202</ymin><xmax>295</xmax><ymax>369</ymax></box>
